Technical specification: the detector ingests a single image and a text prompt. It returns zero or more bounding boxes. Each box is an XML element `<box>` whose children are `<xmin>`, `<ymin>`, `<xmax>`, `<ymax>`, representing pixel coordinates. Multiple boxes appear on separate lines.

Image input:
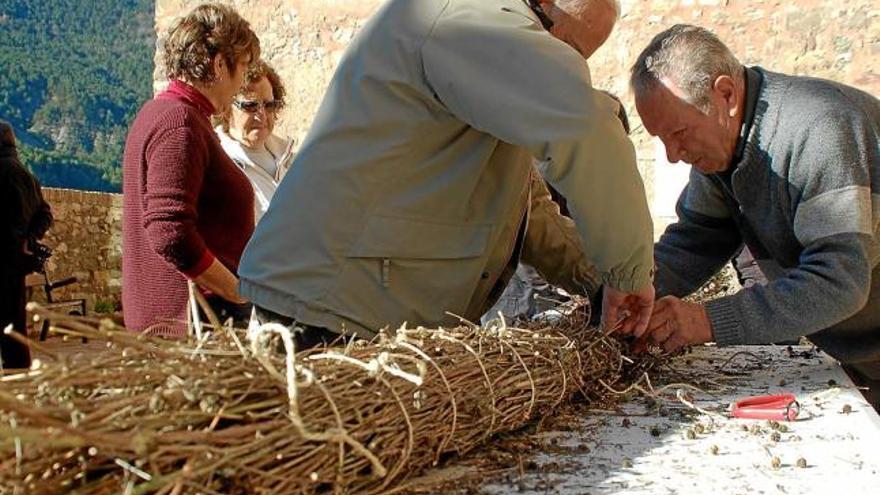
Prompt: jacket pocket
<box><xmin>330</xmin><ymin>216</ymin><xmax>492</xmax><ymax>330</ymax></box>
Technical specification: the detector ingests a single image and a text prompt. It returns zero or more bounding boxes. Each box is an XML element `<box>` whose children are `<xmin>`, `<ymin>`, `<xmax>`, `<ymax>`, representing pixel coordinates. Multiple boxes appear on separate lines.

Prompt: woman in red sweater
<box><xmin>122</xmin><ymin>4</ymin><xmax>260</xmax><ymax>336</ymax></box>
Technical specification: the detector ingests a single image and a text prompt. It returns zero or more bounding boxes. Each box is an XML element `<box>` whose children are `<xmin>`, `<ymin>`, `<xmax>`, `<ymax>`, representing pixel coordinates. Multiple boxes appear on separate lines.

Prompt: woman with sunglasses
<box><xmin>216</xmin><ymin>60</ymin><xmax>292</xmax><ymax>222</ymax></box>
<box><xmin>122</xmin><ymin>4</ymin><xmax>260</xmax><ymax>336</ymax></box>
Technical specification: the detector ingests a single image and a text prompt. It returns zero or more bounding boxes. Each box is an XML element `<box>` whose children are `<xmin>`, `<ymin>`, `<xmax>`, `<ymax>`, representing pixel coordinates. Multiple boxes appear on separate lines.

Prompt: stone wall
<box><xmin>38</xmin><ymin>188</ymin><xmax>123</xmax><ymax>313</ymax></box>
<box><xmin>154</xmin><ymin>0</ymin><xmax>879</xmax><ymax>235</ymax></box>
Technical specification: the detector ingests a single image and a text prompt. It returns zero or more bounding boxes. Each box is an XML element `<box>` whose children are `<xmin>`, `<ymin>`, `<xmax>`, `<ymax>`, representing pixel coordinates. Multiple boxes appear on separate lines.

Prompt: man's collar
<box><xmin>524</xmin><ymin>0</ymin><xmax>554</xmax><ymax>30</ymax></box>
<box><xmin>731</xmin><ymin>66</ymin><xmax>763</xmax><ymax>166</ymax></box>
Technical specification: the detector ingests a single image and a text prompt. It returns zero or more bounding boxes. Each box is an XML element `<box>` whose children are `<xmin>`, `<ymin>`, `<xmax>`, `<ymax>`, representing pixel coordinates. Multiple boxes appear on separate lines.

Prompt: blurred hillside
<box><xmin>0</xmin><ymin>0</ymin><xmax>154</xmax><ymax>191</ymax></box>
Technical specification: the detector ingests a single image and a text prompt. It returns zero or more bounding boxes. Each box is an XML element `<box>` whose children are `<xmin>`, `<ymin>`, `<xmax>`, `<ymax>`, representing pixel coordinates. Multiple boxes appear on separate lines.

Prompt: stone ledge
<box><xmin>44</xmin><ymin>187</ymin><xmax>123</xmax><ymax>207</ymax></box>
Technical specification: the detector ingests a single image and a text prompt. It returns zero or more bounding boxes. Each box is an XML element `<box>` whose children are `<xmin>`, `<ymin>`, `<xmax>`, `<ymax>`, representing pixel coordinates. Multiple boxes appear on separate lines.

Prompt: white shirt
<box><xmin>216</xmin><ymin>128</ymin><xmax>292</xmax><ymax>222</ymax></box>
<box><xmin>248</xmin><ymin>146</ymin><xmax>279</xmax><ymax>179</ymax></box>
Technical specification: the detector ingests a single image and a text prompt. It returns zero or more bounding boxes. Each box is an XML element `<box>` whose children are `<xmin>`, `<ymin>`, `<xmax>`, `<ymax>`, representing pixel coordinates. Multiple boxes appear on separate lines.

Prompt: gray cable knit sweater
<box><xmin>654</xmin><ymin>68</ymin><xmax>880</xmax><ymax>366</ymax></box>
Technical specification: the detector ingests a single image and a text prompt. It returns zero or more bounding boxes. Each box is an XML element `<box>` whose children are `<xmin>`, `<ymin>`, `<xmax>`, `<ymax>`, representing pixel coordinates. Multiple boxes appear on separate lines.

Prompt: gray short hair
<box><xmin>630</xmin><ymin>24</ymin><xmax>741</xmax><ymax>112</ymax></box>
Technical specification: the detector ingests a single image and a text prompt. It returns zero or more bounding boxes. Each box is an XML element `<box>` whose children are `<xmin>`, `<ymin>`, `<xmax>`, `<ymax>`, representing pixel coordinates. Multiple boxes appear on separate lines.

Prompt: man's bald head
<box><xmin>540</xmin><ymin>0</ymin><xmax>620</xmax><ymax>59</ymax></box>
<box><xmin>556</xmin><ymin>0</ymin><xmax>620</xmax><ymax>18</ymax></box>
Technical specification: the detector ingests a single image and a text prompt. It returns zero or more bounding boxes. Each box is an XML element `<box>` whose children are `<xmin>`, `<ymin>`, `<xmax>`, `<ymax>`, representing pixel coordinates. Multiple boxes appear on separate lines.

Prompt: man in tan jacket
<box><xmin>239</xmin><ymin>0</ymin><xmax>655</xmax><ymax>345</ymax></box>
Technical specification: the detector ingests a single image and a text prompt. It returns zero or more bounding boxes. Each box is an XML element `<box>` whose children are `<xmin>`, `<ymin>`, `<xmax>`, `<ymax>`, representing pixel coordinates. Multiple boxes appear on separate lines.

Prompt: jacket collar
<box><xmin>731</xmin><ymin>66</ymin><xmax>763</xmax><ymax>166</ymax></box>
<box><xmin>719</xmin><ymin>66</ymin><xmax>765</xmax><ymax>187</ymax></box>
<box><xmin>524</xmin><ymin>0</ymin><xmax>554</xmax><ymax>30</ymax></box>
<box><xmin>216</xmin><ymin>127</ymin><xmax>289</xmax><ymax>181</ymax></box>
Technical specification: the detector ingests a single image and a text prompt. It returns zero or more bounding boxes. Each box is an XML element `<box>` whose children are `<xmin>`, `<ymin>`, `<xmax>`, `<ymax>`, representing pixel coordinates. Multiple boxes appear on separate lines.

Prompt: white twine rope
<box><xmin>247</xmin><ymin>321</ymin><xmax>388</xmax><ymax>477</ymax></box>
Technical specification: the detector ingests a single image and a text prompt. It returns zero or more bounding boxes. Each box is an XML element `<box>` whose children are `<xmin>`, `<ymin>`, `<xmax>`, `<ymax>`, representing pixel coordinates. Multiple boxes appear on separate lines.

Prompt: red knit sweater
<box><xmin>122</xmin><ymin>81</ymin><xmax>254</xmax><ymax>335</ymax></box>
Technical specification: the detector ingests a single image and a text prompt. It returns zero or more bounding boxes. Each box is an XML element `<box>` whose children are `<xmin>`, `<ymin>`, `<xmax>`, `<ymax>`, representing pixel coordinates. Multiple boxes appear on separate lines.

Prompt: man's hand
<box><xmin>601</xmin><ymin>284</ymin><xmax>655</xmax><ymax>337</ymax></box>
<box><xmin>640</xmin><ymin>296</ymin><xmax>713</xmax><ymax>352</ymax></box>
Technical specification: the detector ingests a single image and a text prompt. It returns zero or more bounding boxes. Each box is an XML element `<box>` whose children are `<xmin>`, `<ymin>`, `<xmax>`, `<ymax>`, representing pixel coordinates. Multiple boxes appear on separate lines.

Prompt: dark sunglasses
<box><xmin>234</xmin><ymin>99</ymin><xmax>281</xmax><ymax>113</ymax></box>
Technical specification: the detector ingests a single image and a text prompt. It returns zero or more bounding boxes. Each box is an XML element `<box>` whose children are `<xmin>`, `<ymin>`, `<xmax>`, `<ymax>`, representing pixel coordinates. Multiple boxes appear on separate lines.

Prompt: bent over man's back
<box><xmin>239</xmin><ymin>0</ymin><xmax>654</xmax><ymax>338</ymax></box>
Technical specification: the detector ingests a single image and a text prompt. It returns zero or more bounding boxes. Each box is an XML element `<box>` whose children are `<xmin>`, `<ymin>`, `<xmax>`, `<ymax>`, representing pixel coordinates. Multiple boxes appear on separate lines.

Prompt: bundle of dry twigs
<box><xmin>0</xmin><ymin>304</ymin><xmax>629</xmax><ymax>494</ymax></box>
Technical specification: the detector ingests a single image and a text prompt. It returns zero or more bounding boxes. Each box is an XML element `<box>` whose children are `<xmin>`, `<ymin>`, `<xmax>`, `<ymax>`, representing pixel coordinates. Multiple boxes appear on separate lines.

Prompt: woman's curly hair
<box><xmin>243</xmin><ymin>60</ymin><xmax>287</xmax><ymax>112</ymax></box>
<box><xmin>161</xmin><ymin>3</ymin><xmax>260</xmax><ymax>84</ymax></box>
<box><xmin>215</xmin><ymin>59</ymin><xmax>288</xmax><ymax>132</ymax></box>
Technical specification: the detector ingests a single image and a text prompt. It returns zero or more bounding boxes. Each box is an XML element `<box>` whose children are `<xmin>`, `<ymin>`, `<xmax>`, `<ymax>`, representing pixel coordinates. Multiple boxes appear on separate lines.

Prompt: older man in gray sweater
<box><xmin>628</xmin><ymin>24</ymin><xmax>880</xmax><ymax>405</ymax></box>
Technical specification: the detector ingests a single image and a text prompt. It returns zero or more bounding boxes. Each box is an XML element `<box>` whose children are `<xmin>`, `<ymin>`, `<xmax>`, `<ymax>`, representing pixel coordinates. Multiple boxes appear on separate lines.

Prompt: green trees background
<box><xmin>0</xmin><ymin>0</ymin><xmax>155</xmax><ymax>191</ymax></box>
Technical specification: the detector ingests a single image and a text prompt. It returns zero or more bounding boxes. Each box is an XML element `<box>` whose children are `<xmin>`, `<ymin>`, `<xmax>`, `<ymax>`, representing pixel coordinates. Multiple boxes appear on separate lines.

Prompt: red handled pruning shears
<box><xmin>731</xmin><ymin>393</ymin><xmax>799</xmax><ymax>421</ymax></box>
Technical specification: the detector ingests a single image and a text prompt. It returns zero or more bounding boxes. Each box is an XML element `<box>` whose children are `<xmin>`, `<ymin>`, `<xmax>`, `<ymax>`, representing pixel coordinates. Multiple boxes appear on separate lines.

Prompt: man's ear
<box><xmin>713</xmin><ymin>75</ymin><xmax>739</xmax><ymax>118</ymax></box>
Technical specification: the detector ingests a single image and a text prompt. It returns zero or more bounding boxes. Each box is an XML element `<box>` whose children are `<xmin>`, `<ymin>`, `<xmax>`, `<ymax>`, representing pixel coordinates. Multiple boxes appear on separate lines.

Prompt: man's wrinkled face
<box><xmin>635</xmin><ymin>79</ymin><xmax>737</xmax><ymax>175</ymax></box>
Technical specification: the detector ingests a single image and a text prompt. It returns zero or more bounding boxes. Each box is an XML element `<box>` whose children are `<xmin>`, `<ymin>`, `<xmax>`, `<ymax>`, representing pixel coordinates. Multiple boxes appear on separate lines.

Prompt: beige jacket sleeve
<box><xmin>421</xmin><ymin>5</ymin><xmax>654</xmax><ymax>292</ymax></box>
<box><xmin>522</xmin><ymin>168</ymin><xmax>601</xmax><ymax>296</ymax></box>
